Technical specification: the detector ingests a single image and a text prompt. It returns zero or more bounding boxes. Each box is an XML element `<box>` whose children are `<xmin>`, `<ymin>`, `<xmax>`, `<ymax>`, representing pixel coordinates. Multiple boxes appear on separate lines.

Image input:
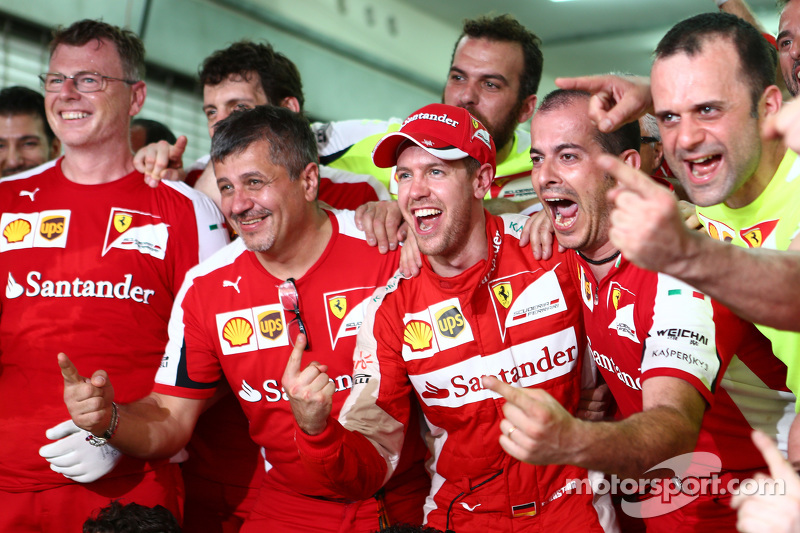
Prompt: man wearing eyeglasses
<box><xmin>59</xmin><ymin>105</ymin><xmax>429</xmax><ymax>532</ymax></box>
<box><xmin>282</xmin><ymin>103</ymin><xmax>611</xmax><ymax>532</ymax></box>
<box><xmin>0</xmin><ymin>19</ymin><xmax>228</xmax><ymax>532</ymax></box>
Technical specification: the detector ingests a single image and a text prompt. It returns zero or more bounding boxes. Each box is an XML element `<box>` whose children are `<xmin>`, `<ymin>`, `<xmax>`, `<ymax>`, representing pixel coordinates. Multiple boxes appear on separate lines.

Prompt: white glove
<box><xmin>38</xmin><ymin>419</ymin><xmax>122</xmax><ymax>483</ymax></box>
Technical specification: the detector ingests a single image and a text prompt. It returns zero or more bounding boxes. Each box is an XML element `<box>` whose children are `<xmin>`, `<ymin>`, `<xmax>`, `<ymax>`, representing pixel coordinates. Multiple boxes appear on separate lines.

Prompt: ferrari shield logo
<box><xmin>612</xmin><ymin>288</ymin><xmax>621</xmax><ymax>310</ymax></box>
<box><xmin>742</xmin><ymin>229</ymin><xmax>762</xmax><ymax>248</ymax></box>
<box><xmin>114</xmin><ymin>213</ymin><xmax>133</xmax><ymax>233</ymax></box>
<box><xmin>329</xmin><ymin>296</ymin><xmax>346</xmax><ymax>319</ymax></box>
<box><xmin>492</xmin><ymin>283</ymin><xmax>513</xmax><ymax>309</ymax></box>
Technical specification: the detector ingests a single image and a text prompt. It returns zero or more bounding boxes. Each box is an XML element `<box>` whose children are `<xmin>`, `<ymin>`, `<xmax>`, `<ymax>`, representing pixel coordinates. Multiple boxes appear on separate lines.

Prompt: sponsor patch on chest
<box><xmin>0</xmin><ymin>210</ymin><xmax>70</xmax><ymax>252</ymax></box>
<box><xmin>216</xmin><ymin>304</ymin><xmax>290</xmax><ymax>355</ymax></box>
<box><xmin>401</xmin><ymin>298</ymin><xmax>474</xmax><ymax>361</ymax></box>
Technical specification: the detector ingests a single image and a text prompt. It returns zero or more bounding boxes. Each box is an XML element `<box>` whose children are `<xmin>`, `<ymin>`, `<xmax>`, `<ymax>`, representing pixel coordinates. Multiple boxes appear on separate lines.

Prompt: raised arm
<box><xmin>483</xmin><ymin>375</ymin><xmax>704</xmax><ymax>480</ymax></box>
<box><xmin>60</xmin><ymin>352</ymin><xmax>207</xmax><ymax>459</ymax></box>
<box><xmin>600</xmin><ymin>154</ymin><xmax>800</xmax><ymax>331</ymax></box>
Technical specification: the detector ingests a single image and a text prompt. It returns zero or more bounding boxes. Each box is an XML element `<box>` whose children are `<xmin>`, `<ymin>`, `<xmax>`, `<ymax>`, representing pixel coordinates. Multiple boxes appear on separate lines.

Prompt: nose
<box><xmin>407</xmin><ymin>172</ymin><xmax>430</xmax><ymax>201</ymax></box>
<box><xmin>55</xmin><ymin>77</ymin><xmax>81</xmax><ymax>100</ymax></box>
<box><xmin>534</xmin><ymin>156</ymin><xmax>561</xmax><ymax>193</ymax></box>
<box><xmin>675</xmin><ymin>117</ymin><xmax>704</xmax><ymax>152</ymax></box>
<box><xmin>229</xmin><ymin>187</ymin><xmax>255</xmax><ymax>218</ymax></box>
<box><xmin>5</xmin><ymin>144</ymin><xmax>21</xmax><ymax>169</ymax></box>
<box><xmin>454</xmin><ymin>80</ymin><xmax>479</xmax><ymax>108</ymax></box>
<box><xmin>791</xmin><ymin>38</ymin><xmax>800</xmax><ymax>61</ymax></box>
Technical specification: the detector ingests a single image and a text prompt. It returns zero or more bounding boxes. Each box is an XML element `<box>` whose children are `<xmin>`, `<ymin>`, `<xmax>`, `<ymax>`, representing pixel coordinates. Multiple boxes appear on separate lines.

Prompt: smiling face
<box><xmin>203</xmin><ymin>73</ymin><xmax>268</xmax><ymax>138</ymax></box>
<box><xmin>530</xmin><ymin>99</ymin><xmax>617</xmax><ymax>256</ymax></box>
<box><xmin>651</xmin><ymin>38</ymin><xmax>762</xmax><ymax>208</ymax></box>
<box><xmin>0</xmin><ymin>113</ymin><xmax>59</xmax><ymax>177</ymax></box>
<box><xmin>45</xmin><ymin>40</ymin><xmax>143</xmax><ymax>151</ymax></box>
<box><xmin>395</xmin><ymin>145</ymin><xmax>486</xmax><ymax>264</ymax></box>
<box><xmin>778</xmin><ymin>1</ymin><xmax>800</xmax><ymax>97</ymax></box>
<box><xmin>443</xmin><ymin>37</ymin><xmax>532</xmax><ymax>152</ymax></box>
<box><xmin>215</xmin><ymin>139</ymin><xmax>313</xmax><ymax>256</ymax></box>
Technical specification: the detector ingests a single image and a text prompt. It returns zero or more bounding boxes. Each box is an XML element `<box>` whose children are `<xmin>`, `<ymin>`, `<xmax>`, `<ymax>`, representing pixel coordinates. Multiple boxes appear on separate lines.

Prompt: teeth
<box><xmin>555</xmin><ymin>212</ymin><xmax>562</xmax><ymax>222</ymax></box>
<box><xmin>689</xmin><ymin>155</ymin><xmax>713</xmax><ymax>164</ymax></box>
<box><xmin>61</xmin><ymin>111</ymin><xmax>89</xmax><ymax>120</ymax></box>
<box><xmin>415</xmin><ymin>208</ymin><xmax>441</xmax><ymax>217</ymax></box>
<box><xmin>241</xmin><ymin>217</ymin><xmax>264</xmax><ymax>226</ymax></box>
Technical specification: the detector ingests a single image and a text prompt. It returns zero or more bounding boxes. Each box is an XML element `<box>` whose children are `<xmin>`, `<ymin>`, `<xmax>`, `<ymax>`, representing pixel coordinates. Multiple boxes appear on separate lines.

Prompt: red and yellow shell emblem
<box><xmin>403</xmin><ymin>320</ymin><xmax>433</xmax><ymax>352</ymax></box>
<box><xmin>3</xmin><ymin>219</ymin><xmax>31</xmax><ymax>243</ymax></box>
<box><xmin>223</xmin><ymin>317</ymin><xmax>254</xmax><ymax>347</ymax></box>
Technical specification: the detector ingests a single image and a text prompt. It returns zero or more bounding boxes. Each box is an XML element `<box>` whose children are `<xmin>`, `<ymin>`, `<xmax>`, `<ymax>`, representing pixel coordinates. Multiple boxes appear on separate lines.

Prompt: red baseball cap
<box><xmin>372</xmin><ymin>103</ymin><xmax>496</xmax><ymax>170</ymax></box>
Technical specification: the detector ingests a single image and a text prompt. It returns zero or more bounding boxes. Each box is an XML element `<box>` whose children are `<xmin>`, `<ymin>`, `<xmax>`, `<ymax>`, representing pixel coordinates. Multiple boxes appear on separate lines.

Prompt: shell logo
<box><xmin>403</xmin><ymin>320</ymin><xmax>433</xmax><ymax>352</ymax></box>
<box><xmin>222</xmin><ymin>317</ymin><xmax>254</xmax><ymax>347</ymax></box>
<box><xmin>3</xmin><ymin>219</ymin><xmax>31</xmax><ymax>243</ymax></box>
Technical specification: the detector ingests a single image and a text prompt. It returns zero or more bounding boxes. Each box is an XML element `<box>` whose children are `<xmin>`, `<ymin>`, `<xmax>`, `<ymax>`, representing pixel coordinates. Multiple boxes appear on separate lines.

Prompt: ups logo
<box><xmin>258</xmin><ymin>311</ymin><xmax>284</xmax><ymax>340</ymax></box>
<box><xmin>39</xmin><ymin>216</ymin><xmax>65</xmax><ymax>241</ymax></box>
<box><xmin>436</xmin><ymin>306</ymin><xmax>465</xmax><ymax>338</ymax></box>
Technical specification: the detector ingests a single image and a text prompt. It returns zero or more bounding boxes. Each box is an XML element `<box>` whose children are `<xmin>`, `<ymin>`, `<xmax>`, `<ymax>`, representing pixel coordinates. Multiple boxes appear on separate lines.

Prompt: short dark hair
<box><xmin>50</xmin><ymin>19</ymin><xmax>145</xmax><ymax>81</ymax></box>
<box><xmin>0</xmin><ymin>86</ymin><xmax>54</xmax><ymax>143</ymax></box>
<box><xmin>82</xmin><ymin>501</ymin><xmax>181</xmax><ymax>533</ymax></box>
<box><xmin>200</xmin><ymin>41</ymin><xmax>304</xmax><ymax>111</ymax></box>
<box><xmin>538</xmin><ymin>89</ymin><xmax>641</xmax><ymax>155</ymax></box>
<box><xmin>131</xmin><ymin>118</ymin><xmax>177</xmax><ymax>145</ymax></box>
<box><xmin>210</xmin><ymin>105</ymin><xmax>317</xmax><ymax>181</ymax></box>
<box><xmin>655</xmin><ymin>12</ymin><xmax>777</xmax><ymax>114</ymax></box>
<box><xmin>455</xmin><ymin>14</ymin><xmax>544</xmax><ymax>101</ymax></box>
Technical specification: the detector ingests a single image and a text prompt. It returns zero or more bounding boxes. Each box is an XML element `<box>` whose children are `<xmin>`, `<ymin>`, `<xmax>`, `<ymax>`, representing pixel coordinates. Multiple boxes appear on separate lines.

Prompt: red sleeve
<box><xmin>294</xmin><ymin>416</ymin><xmax>389</xmax><ymax>500</ymax></box>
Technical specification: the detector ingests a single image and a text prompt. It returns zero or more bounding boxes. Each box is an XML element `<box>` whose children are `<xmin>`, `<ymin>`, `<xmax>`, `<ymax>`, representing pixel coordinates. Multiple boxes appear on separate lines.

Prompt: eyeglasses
<box><xmin>39</xmin><ymin>72</ymin><xmax>138</xmax><ymax>93</ymax></box>
<box><xmin>640</xmin><ymin>136</ymin><xmax>660</xmax><ymax>145</ymax></box>
<box><xmin>278</xmin><ymin>278</ymin><xmax>311</xmax><ymax>351</ymax></box>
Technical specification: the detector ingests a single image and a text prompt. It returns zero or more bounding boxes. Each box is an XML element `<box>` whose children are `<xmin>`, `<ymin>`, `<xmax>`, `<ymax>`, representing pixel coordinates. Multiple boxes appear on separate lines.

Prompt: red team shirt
<box><xmin>0</xmin><ymin>158</ymin><xmax>228</xmax><ymax>491</ymax></box>
<box><xmin>573</xmin><ymin>252</ymin><xmax>794</xmax><ymax>531</ymax></box>
<box><xmin>296</xmin><ymin>214</ymin><xmax>607</xmax><ymax>533</ymax></box>
<box><xmin>153</xmin><ymin>210</ymin><xmax>428</xmax><ymax>528</ymax></box>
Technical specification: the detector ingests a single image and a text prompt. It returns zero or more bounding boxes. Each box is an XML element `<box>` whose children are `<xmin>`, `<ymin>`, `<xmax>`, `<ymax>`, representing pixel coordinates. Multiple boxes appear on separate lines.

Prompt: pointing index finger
<box><xmin>597</xmin><ymin>154</ymin><xmax>659</xmax><ymax>196</ymax></box>
<box><xmin>58</xmin><ymin>352</ymin><xmax>83</xmax><ymax>384</ymax></box>
<box><xmin>752</xmin><ymin>430</ymin><xmax>796</xmax><ymax>483</ymax></box>
<box><xmin>483</xmin><ymin>375</ymin><xmax>525</xmax><ymax>404</ymax></box>
<box><xmin>283</xmin><ymin>334</ymin><xmax>307</xmax><ymax>378</ymax></box>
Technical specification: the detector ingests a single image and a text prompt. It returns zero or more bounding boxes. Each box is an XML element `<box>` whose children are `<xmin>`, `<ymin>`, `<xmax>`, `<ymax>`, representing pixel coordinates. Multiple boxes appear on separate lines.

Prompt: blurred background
<box><xmin>0</xmin><ymin>0</ymin><xmax>781</xmax><ymax>161</ymax></box>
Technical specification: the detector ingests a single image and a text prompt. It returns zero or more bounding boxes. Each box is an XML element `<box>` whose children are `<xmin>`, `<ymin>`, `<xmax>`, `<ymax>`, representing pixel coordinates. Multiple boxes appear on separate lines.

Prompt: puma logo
<box><xmin>20</xmin><ymin>188</ymin><xmax>40</xmax><ymax>201</ymax></box>
<box><xmin>223</xmin><ymin>276</ymin><xmax>242</xmax><ymax>294</ymax></box>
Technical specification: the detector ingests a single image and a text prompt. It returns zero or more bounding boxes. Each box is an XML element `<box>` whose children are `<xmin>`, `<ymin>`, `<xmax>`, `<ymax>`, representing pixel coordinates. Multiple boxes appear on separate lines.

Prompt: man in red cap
<box><xmin>283</xmin><ymin>104</ymin><xmax>611</xmax><ymax>533</ymax></box>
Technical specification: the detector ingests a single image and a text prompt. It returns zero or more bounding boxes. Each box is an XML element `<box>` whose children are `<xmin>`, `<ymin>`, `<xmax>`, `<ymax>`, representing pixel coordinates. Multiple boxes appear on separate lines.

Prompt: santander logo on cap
<box><xmin>372</xmin><ymin>103</ymin><xmax>496</xmax><ymax>170</ymax></box>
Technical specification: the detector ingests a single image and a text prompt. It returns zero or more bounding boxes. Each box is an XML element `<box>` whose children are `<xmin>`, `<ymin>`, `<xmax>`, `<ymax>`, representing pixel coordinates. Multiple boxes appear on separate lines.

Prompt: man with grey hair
<box><xmin>60</xmin><ymin>105</ymin><xmax>428</xmax><ymax>532</ymax></box>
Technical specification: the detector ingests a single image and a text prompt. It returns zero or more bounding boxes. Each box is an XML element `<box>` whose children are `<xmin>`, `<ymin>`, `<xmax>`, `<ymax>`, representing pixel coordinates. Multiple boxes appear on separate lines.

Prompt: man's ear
<box><xmin>300</xmin><ymin>161</ymin><xmax>320</xmax><ymax>201</ymax></box>
<box><xmin>760</xmin><ymin>84</ymin><xmax>783</xmax><ymax>120</ymax></box>
<box><xmin>517</xmin><ymin>94</ymin><xmax>537</xmax><ymax>124</ymax></box>
<box><xmin>473</xmin><ymin>162</ymin><xmax>495</xmax><ymax>199</ymax></box>
<box><xmin>652</xmin><ymin>141</ymin><xmax>664</xmax><ymax>170</ymax></box>
<box><xmin>279</xmin><ymin>96</ymin><xmax>301</xmax><ymax>114</ymax></box>
<box><xmin>128</xmin><ymin>81</ymin><xmax>147</xmax><ymax>117</ymax></box>
<box><xmin>620</xmin><ymin>148</ymin><xmax>641</xmax><ymax>170</ymax></box>
<box><xmin>48</xmin><ymin>137</ymin><xmax>61</xmax><ymax>160</ymax></box>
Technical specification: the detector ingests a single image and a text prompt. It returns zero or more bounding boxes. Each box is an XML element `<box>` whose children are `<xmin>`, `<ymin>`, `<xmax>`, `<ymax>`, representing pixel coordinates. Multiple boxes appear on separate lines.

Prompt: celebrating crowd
<box><xmin>1</xmin><ymin>1</ymin><xmax>800</xmax><ymax>532</ymax></box>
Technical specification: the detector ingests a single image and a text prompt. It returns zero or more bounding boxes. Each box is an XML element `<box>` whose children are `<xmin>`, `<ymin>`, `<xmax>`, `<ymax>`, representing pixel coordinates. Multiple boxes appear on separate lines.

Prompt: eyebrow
<box><xmin>449</xmin><ymin>66</ymin><xmax>509</xmax><ymax>85</ymax></box>
<box><xmin>777</xmin><ymin>30</ymin><xmax>791</xmax><ymax>41</ymax></box>
<box><xmin>530</xmin><ymin>143</ymin><xmax>584</xmax><ymax>157</ymax></box>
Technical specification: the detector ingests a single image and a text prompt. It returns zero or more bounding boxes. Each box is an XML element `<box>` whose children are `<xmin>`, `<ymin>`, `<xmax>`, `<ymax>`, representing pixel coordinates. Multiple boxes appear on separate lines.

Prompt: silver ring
<box><xmin>507</xmin><ymin>425</ymin><xmax>517</xmax><ymax>437</ymax></box>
